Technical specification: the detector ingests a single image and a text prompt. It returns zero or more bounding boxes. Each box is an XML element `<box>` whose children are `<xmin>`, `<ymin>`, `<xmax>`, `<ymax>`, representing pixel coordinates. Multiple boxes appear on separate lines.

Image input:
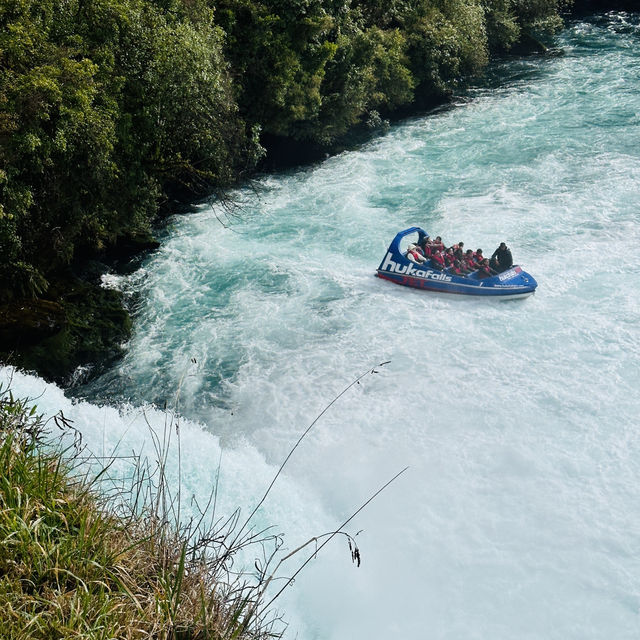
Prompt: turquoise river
<box><xmin>3</xmin><ymin>11</ymin><xmax>640</xmax><ymax>640</ymax></box>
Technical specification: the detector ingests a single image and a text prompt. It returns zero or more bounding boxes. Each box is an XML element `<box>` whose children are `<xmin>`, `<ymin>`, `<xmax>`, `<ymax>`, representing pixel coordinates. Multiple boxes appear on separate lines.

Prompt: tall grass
<box><xmin>0</xmin><ymin>362</ymin><xmax>405</xmax><ymax>639</ymax></box>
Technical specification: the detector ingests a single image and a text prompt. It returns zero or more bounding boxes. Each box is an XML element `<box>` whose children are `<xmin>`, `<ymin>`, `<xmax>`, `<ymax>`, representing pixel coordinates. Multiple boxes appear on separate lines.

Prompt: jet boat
<box><xmin>376</xmin><ymin>227</ymin><xmax>537</xmax><ymax>299</ymax></box>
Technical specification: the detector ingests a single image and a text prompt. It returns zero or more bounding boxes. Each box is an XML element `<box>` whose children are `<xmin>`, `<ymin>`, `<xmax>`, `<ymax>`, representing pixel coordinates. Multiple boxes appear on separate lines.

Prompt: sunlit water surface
<box><xmin>4</xmin><ymin>12</ymin><xmax>640</xmax><ymax>640</ymax></box>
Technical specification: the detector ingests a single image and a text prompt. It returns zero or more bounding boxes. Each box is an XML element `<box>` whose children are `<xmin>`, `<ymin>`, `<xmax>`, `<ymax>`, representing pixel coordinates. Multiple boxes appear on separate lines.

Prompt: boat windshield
<box><xmin>399</xmin><ymin>231</ymin><xmax>422</xmax><ymax>255</ymax></box>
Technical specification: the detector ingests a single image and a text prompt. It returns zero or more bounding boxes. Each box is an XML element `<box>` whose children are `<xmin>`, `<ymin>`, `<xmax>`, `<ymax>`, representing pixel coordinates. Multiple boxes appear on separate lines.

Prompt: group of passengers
<box><xmin>406</xmin><ymin>235</ymin><xmax>513</xmax><ymax>278</ymax></box>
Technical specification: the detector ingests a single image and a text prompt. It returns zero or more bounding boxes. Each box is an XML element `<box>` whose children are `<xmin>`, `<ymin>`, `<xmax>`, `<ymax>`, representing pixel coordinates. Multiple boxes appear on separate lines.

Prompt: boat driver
<box><xmin>490</xmin><ymin>242</ymin><xmax>513</xmax><ymax>273</ymax></box>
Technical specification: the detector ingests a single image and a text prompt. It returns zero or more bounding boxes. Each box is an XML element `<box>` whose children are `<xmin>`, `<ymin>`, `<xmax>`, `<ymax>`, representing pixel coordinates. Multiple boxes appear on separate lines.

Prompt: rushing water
<box><xmin>4</xmin><ymin>12</ymin><xmax>640</xmax><ymax>639</ymax></box>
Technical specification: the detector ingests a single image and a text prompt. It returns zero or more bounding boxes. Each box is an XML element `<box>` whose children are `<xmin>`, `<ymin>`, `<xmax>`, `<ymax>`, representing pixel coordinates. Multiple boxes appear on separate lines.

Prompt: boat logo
<box><xmin>379</xmin><ymin>252</ymin><xmax>453</xmax><ymax>282</ymax></box>
<box><xmin>498</xmin><ymin>266</ymin><xmax>522</xmax><ymax>282</ymax></box>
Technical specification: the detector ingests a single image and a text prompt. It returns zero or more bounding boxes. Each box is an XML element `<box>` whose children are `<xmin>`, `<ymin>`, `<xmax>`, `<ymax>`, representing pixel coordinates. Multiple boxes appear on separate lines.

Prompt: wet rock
<box><xmin>0</xmin><ymin>278</ymin><xmax>131</xmax><ymax>385</ymax></box>
<box><xmin>510</xmin><ymin>32</ymin><xmax>549</xmax><ymax>56</ymax></box>
<box><xmin>0</xmin><ymin>299</ymin><xmax>65</xmax><ymax>346</ymax></box>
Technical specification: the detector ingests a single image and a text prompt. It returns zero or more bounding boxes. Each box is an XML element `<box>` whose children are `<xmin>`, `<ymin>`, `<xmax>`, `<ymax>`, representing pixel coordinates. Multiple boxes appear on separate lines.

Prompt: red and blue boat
<box><xmin>376</xmin><ymin>227</ymin><xmax>537</xmax><ymax>299</ymax></box>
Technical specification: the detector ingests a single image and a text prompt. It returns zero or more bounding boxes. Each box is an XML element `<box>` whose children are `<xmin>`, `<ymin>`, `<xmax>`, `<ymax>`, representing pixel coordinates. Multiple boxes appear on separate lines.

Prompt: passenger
<box><xmin>463</xmin><ymin>249</ymin><xmax>478</xmax><ymax>270</ymax></box>
<box><xmin>407</xmin><ymin>244</ymin><xmax>427</xmax><ymax>264</ymax></box>
<box><xmin>451</xmin><ymin>259</ymin><xmax>468</xmax><ymax>277</ymax></box>
<box><xmin>473</xmin><ymin>248</ymin><xmax>484</xmax><ymax>263</ymax></box>
<box><xmin>420</xmin><ymin>236</ymin><xmax>432</xmax><ymax>257</ymax></box>
<box><xmin>477</xmin><ymin>258</ymin><xmax>497</xmax><ymax>278</ymax></box>
<box><xmin>490</xmin><ymin>242</ymin><xmax>513</xmax><ymax>273</ymax></box>
<box><xmin>430</xmin><ymin>249</ymin><xmax>446</xmax><ymax>270</ymax></box>
<box><xmin>450</xmin><ymin>241</ymin><xmax>464</xmax><ymax>260</ymax></box>
<box><xmin>443</xmin><ymin>247</ymin><xmax>456</xmax><ymax>267</ymax></box>
<box><xmin>432</xmin><ymin>236</ymin><xmax>445</xmax><ymax>252</ymax></box>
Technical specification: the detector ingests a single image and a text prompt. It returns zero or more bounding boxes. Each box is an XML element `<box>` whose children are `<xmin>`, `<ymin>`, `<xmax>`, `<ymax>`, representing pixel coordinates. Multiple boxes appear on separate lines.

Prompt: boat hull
<box><xmin>376</xmin><ymin>270</ymin><xmax>535</xmax><ymax>299</ymax></box>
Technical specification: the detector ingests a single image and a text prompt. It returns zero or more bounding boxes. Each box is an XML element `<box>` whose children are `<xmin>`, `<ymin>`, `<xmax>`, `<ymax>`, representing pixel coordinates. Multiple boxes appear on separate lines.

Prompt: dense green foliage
<box><xmin>0</xmin><ymin>0</ymin><xmax>258</xmax><ymax>302</ymax></box>
<box><xmin>1</xmin><ymin>0</ymin><xmax>572</xmax><ymax>304</ymax></box>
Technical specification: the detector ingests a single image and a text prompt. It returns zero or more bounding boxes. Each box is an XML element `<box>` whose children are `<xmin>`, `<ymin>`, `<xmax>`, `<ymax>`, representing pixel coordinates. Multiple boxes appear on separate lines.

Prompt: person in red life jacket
<box><xmin>463</xmin><ymin>249</ymin><xmax>479</xmax><ymax>270</ymax></box>
<box><xmin>473</xmin><ymin>248</ymin><xmax>484</xmax><ymax>263</ymax></box>
<box><xmin>451</xmin><ymin>259</ymin><xmax>468</xmax><ymax>277</ymax></box>
<box><xmin>443</xmin><ymin>247</ymin><xmax>456</xmax><ymax>267</ymax></box>
<box><xmin>414</xmin><ymin>243</ymin><xmax>426</xmax><ymax>257</ymax></box>
<box><xmin>431</xmin><ymin>236</ymin><xmax>445</xmax><ymax>252</ymax></box>
<box><xmin>430</xmin><ymin>249</ymin><xmax>446</xmax><ymax>270</ymax></box>
<box><xmin>449</xmin><ymin>241</ymin><xmax>464</xmax><ymax>260</ymax></box>
<box><xmin>477</xmin><ymin>258</ymin><xmax>497</xmax><ymax>278</ymax></box>
<box><xmin>406</xmin><ymin>244</ymin><xmax>427</xmax><ymax>264</ymax></box>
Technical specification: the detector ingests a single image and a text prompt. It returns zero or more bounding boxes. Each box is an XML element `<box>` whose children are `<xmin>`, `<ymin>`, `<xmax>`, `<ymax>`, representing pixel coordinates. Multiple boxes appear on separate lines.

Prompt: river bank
<box><xmin>0</xmin><ymin>379</ymin><xmax>286</xmax><ymax>639</ymax></box>
<box><xmin>0</xmin><ymin>236</ymin><xmax>158</xmax><ymax>385</ymax></box>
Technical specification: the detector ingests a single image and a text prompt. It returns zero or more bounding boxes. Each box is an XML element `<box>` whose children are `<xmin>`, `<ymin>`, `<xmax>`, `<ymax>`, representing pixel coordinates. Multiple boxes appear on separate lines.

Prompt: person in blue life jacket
<box><xmin>490</xmin><ymin>242</ymin><xmax>513</xmax><ymax>273</ymax></box>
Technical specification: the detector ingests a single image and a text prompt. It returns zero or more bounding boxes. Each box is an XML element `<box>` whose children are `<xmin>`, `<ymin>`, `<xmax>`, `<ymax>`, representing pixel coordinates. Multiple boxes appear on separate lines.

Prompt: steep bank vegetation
<box><xmin>0</xmin><ymin>0</ymin><xmax>259</xmax><ymax>300</ymax></box>
<box><xmin>1</xmin><ymin>0</ymin><xmax>576</xmax><ymax>379</ymax></box>
<box><xmin>0</xmin><ymin>363</ymin><xmax>392</xmax><ymax>638</ymax></box>
<box><xmin>0</xmin><ymin>382</ymin><xmax>283</xmax><ymax>639</ymax></box>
